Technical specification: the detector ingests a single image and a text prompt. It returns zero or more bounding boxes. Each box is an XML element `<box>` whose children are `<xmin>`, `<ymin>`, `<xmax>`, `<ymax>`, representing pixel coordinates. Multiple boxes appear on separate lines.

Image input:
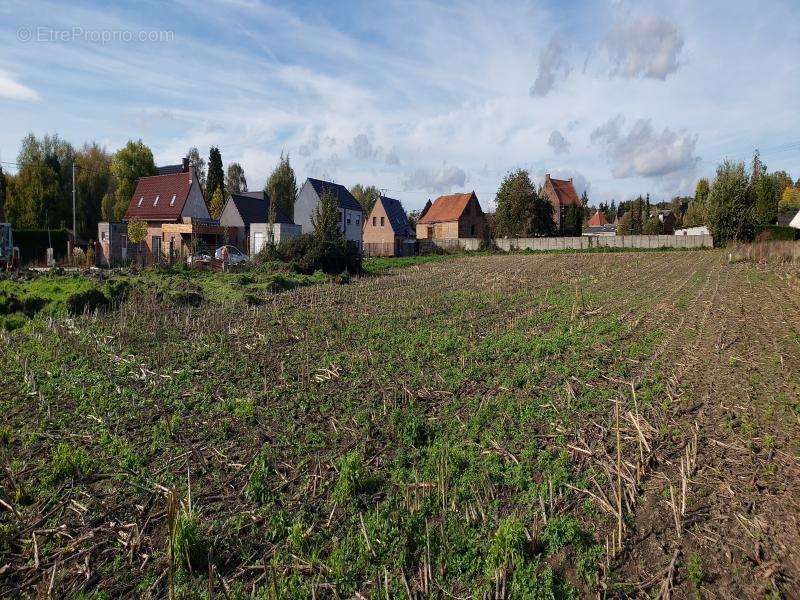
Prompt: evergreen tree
<box><xmin>643</xmin><ymin>216</ymin><xmax>663</xmax><ymax>234</ymax></box>
<box><xmin>266</xmin><ymin>152</ymin><xmax>297</xmax><ymax>221</ymax></box>
<box><xmin>562</xmin><ymin>204</ymin><xmax>583</xmax><ymax>236</ymax></box>
<box><xmin>493</xmin><ymin>169</ymin><xmax>553</xmax><ymax>237</ymax></box>
<box><xmin>312</xmin><ymin>190</ymin><xmax>349</xmax><ymax>274</ymax></box>
<box><xmin>206</xmin><ymin>147</ymin><xmax>224</xmax><ymax>206</ymax></box>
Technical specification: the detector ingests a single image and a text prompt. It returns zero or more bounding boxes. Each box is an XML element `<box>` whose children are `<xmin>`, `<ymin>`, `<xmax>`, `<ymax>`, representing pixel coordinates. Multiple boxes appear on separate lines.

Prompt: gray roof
<box><xmin>156</xmin><ymin>164</ymin><xmax>184</xmax><ymax>176</ymax></box>
<box><xmin>307</xmin><ymin>178</ymin><xmax>362</xmax><ymax>212</ymax></box>
<box><xmin>228</xmin><ymin>191</ymin><xmax>292</xmax><ymax>225</ymax></box>
<box><xmin>377</xmin><ymin>195</ymin><xmax>412</xmax><ymax>236</ymax></box>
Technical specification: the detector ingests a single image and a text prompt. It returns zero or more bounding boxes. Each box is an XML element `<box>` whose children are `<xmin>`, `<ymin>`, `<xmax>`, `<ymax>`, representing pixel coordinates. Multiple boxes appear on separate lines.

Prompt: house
<box><xmin>655</xmin><ymin>210</ymin><xmax>677</xmax><ymax>234</ymax></box>
<box><xmin>415</xmin><ymin>191</ymin><xmax>486</xmax><ymax>240</ymax></box>
<box><xmin>583</xmin><ymin>213</ymin><xmax>616</xmax><ymax>236</ymax></box>
<box><xmin>674</xmin><ymin>225</ymin><xmax>710</xmax><ymax>236</ymax></box>
<box><xmin>541</xmin><ymin>174</ymin><xmax>582</xmax><ymax>234</ymax></box>
<box><xmin>294</xmin><ymin>178</ymin><xmax>363</xmax><ymax>246</ymax></box>
<box><xmin>362</xmin><ymin>195</ymin><xmax>415</xmax><ymax>256</ymax></box>
<box><xmin>791</xmin><ymin>210</ymin><xmax>800</xmax><ymax>229</ymax></box>
<box><xmin>123</xmin><ymin>158</ymin><xmax>226</xmax><ymax>262</ymax></box>
<box><xmin>219</xmin><ymin>191</ymin><xmax>298</xmax><ymax>253</ymax></box>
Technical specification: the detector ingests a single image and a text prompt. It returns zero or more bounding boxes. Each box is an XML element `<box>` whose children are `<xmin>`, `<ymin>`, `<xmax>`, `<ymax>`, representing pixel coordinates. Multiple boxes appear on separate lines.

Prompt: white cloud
<box><xmin>402</xmin><ymin>164</ymin><xmax>466</xmax><ymax>194</ymax></box>
<box><xmin>385</xmin><ymin>147</ymin><xmax>400</xmax><ymax>166</ymax></box>
<box><xmin>606</xmin><ymin>15</ymin><xmax>684</xmax><ymax>80</ymax></box>
<box><xmin>0</xmin><ymin>71</ymin><xmax>40</xmax><ymax>102</ymax></box>
<box><xmin>591</xmin><ymin>115</ymin><xmax>700</xmax><ymax>183</ymax></box>
<box><xmin>548</xmin><ymin>130</ymin><xmax>570</xmax><ymax>154</ymax></box>
<box><xmin>530</xmin><ymin>38</ymin><xmax>570</xmax><ymax>97</ymax></box>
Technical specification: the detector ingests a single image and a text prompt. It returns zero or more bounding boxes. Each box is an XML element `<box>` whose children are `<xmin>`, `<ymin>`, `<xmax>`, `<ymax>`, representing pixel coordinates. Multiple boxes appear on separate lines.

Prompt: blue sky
<box><xmin>1</xmin><ymin>0</ymin><xmax>798</xmax><ymax>210</ymax></box>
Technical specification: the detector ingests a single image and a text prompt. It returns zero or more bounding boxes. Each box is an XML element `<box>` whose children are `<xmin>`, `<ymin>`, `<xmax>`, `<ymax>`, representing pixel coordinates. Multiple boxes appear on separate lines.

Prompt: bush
<box><xmin>66</xmin><ymin>288</ymin><xmax>110</xmax><ymax>315</ymax></box>
<box><xmin>756</xmin><ymin>225</ymin><xmax>798</xmax><ymax>242</ymax></box>
<box><xmin>259</xmin><ymin>233</ymin><xmax>362</xmax><ymax>275</ymax></box>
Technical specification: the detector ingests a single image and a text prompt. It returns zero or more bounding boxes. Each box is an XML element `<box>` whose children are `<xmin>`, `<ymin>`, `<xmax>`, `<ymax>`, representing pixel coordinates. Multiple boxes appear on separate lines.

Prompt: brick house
<box><xmin>415</xmin><ymin>192</ymin><xmax>486</xmax><ymax>240</ymax></box>
<box><xmin>541</xmin><ymin>174</ymin><xmax>581</xmax><ymax>234</ymax></box>
<box><xmin>123</xmin><ymin>158</ymin><xmax>224</xmax><ymax>262</ymax></box>
<box><xmin>362</xmin><ymin>195</ymin><xmax>414</xmax><ymax>256</ymax></box>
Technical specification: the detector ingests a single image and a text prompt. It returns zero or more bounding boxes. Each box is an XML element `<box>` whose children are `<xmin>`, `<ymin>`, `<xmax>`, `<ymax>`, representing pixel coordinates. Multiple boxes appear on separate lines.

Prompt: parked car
<box><xmin>214</xmin><ymin>245</ymin><xmax>249</xmax><ymax>265</ymax></box>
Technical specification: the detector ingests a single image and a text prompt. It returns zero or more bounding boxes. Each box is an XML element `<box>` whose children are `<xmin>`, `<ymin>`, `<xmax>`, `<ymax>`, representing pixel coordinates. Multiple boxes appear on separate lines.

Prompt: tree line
<box><xmin>0</xmin><ymin>134</ymin><xmax>300</xmax><ymax>240</ymax></box>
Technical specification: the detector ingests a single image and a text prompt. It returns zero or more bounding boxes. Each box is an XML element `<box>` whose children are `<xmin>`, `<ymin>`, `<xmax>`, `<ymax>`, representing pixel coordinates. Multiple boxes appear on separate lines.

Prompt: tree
<box><xmin>773</xmin><ymin>170</ymin><xmax>793</xmax><ymax>195</ymax></box>
<box><xmin>752</xmin><ymin>173</ymin><xmax>779</xmax><ymax>225</ymax></box>
<box><xmin>707</xmin><ymin>160</ymin><xmax>753</xmax><ymax>245</ymax></box>
<box><xmin>616</xmin><ymin>212</ymin><xmax>632</xmax><ymax>235</ymax></box>
<box><xmin>580</xmin><ymin>189</ymin><xmax>590</xmax><ymax>220</ymax></box>
<box><xmin>6</xmin><ymin>133</ymin><xmax>75</xmax><ymax>229</ymax></box>
<box><xmin>643</xmin><ymin>217</ymin><xmax>663</xmax><ymax>234</ymax></box>
<box><xmin>779</xmin><ymin>186</ymin><xmax>800</xmax><ymax>212</ymax></box>
<box><xmin>75</xmin><ymin>142</ymin><xmax>111</xmax><ymax>239</ymax></box>
<box><xmin>407</xmin><ymin>209</ymin><xmax>422</xmax><ymax>231</ymax></box>
<box><xmin>312</xmin><ymin>190</ymin><xmax>350</xmax><ymax>274</ymax></box>
<box><xmin>562</xmin><ymin>204</ymin><xmax>583</xmax><ymax>236</ymax></box>
<box><xmin>0</xmin><ymin>164</ymin><xmax>6</xmax><ymax>221</ymax></box>
<box><xmin>187</xmin><ymin>147</ymin><xmax>206</xmax><ymax>191</ymax></box>
<box><xmin>208</xmin><ymin>188</ymin><xmax>224</xmax><ymax>220</ymax></box>
<box><xmin>226</xmin><ymin>162</ymin><xmax>247</xmax><ymax>196</ymax></box>
<box><xmin>108</xmin><ymin>140</ymin><xmax>156</xmax><ymax>222</ymax></box>
<box><xmin>684</xmin><ymin>178</ymin><xmax>710</xmax><ymax>227</ymax></box>
<box><xmin>350</xmin><ymin>184</ymin><xmax>380</xmax><ymax>216</ymax></box>
<box><xmin>493</xmin><ymin>169</ymin><xmax>553</xmax><ymax>237</ymax></box>
<box><xmin>266</xmin><ymin>153</ymin><xmax>297</xmax><ymax>221</ymax></box>
<box><xmin>127</xmin><ymin>217</ymin><xmax>148</xmax><ymax>265</ymax></box>
<box><xmin>206</xmin><ymin>147</ymin><xmax>224</xmax><ymax>206</ymax></box>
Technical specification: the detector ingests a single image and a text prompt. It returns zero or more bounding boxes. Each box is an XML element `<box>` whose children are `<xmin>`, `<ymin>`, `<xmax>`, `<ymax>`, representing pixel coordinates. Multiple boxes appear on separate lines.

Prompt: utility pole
<box><xmin>71</xmin><ymin>162</ymin><xmax>77</xmax><ymax>241</ymax></box>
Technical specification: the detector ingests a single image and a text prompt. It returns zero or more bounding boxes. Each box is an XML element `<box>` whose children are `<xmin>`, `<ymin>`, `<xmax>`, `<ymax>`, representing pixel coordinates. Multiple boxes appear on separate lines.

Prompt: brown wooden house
<box><xmin>415</xmin><ymin>191</ymin><xmax>486</xmax><ymax>240</ymax></box>
<box><xmin>542</xmin><ymin>174</ymin><xmax>581</xmax><ymax>234</ymax></box>
<box><xmin>362</xmin><ymin>195</ymin><xmax>414</xmax><ymax>256</ymax></box>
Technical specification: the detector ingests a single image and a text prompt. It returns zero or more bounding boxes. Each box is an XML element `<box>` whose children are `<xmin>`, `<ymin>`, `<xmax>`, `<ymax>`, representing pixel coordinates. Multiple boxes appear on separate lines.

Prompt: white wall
<box><xmin>250</xmin><ymin>223</ymin><xmax>302</xmax><ymax>254</ymax></box>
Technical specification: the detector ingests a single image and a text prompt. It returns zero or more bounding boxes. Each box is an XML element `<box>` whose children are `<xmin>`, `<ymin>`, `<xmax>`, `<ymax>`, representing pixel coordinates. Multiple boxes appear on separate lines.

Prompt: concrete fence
<box><xmin>419</xmin><ymin>234</ymin><xmax>713</xmax><ymax>254</ymax></box>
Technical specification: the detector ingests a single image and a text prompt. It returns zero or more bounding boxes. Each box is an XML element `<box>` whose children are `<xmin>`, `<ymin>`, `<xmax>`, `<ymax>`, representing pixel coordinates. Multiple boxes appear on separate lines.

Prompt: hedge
<box><xmin>12</xmin><ymin>229</ymin><xmax>70</xmax><ymax>264</ymax></box>
<box><xmin>755</xmin><ymin>225</ymin><xmax>799</xmax><ymax>242</ymax></box>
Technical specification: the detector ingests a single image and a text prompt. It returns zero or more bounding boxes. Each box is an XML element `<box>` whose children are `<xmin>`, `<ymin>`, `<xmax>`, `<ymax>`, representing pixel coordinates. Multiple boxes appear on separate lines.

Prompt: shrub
<box><xmin>332</xmin><ymin>451</ymin><xmax>366</xmax><ymax>504</ymax></box>
<box><xmin>485</xmin><ymin>517</ymin><xmax>527</xmax><ymax>578</ymax></box>
<box><xmin>755</xmin><ymin>225</ymin><xmax>798</xmax><ymax>242</ymax></box>
<box><xmin>48</xmin><ymin>443</ymin><xmax>91</xmax><ymax>484</ymax></box>
<box><xmin>66</xmin><ymin>288</ymin><xmax>109</xmax><ymax>315</ymax></box>
<box><xmin>171</xmin><ymin>503</ymin><xmax>208</xmax><ymax>573</ymax></box>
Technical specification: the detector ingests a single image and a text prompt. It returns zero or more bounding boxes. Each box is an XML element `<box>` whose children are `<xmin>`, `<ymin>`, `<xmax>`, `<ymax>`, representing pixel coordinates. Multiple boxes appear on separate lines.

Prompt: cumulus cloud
<box><xmin>606</xmin><ymin>16</ymin><xmax>684</xmax><ymax>80</ymax></box>
<box><xmin>529</xmin><ymin>38</ymin><xmax>570</xmax><ymax>97</ymax></box>
<box><xmin>590</xmin><ymin>115</ymin><xmax>700</xmax><ymax>180</ymax></box>
<box><xmin>0</xmin><ymin>70</ymin><xmax>40</xmax><ymax>101</ymax></box>
<box><xmin>548</xmin><ymin>130</ymin><xmax>570</xmax><ymax>154</ymax></box>
<box><xmin>349</xmin><ymin>133</ymin><xmax>383</xmax><ymax>161</ymax></box>
<box><xmin>402</xmin><ymin>164</ymin><xmax>466</xmax><ymax>194</ymax></box>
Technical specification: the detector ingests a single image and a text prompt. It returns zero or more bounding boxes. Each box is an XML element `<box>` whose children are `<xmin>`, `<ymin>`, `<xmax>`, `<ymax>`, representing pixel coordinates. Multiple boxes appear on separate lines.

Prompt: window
<box><xmin>101</xmin><ymin>232</ymin><xmax>106</xmax><ymax>241</ymax></box>
<box><xmin>152</xmin><ymin>235</ymin><xmax>162</xmax><ymax>257</ymax></box>
<box><xmin>380</xmin><ymin>216</ymin><xmax>385</xmax><ymax>227</ymax></box>
<box><xmin>137</xmin><ymin>196</ymin><xmax>144</xmax><ymax>207</ymax></box>
<box><xmin>121</xmin><ymin>235</ymin><xmax>127</xmax><ymax>249</ymax></box>
<box><xmin>338</xmin><ymin>209</ymin><xmax>343</xmax><ymax>223</ymax></box>
<box><xmin>355</xmin><ymin>215</ymin><xmax>360</xmax><ymax>225</ymax></box>
<box><xmin>170</xmin><ymin>194</ymin><xmax>176</xmax><ymax>206</ymax></box>
<box><xmin>347</xmin><ymin>213</ymin><xmax>351</xmax><ymax>225</ymax></box>
<box><xmin>373</xmin><ymin>216</ymin><xmax>377</xmax><ymax>226</ymax></box>
<box><xmin>153</xmin><ymin>194</ymin><xmax>160</xmax><ymax>207</ymax></box>
<box><xmin>470</xmin><ymin>224</ymin><xmax>476</xmax><ymax>236</ymax></box>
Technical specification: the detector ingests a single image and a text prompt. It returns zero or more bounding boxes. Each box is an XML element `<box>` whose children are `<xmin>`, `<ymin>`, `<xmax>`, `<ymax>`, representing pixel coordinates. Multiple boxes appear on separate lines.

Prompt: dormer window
<box><xmin>153</xmin><ymin>195</ymin><xmax>160</xmax><ymax>207</ymax></box>
<box><xmin>170</xmin><ymin>194</ymin><xmax>176</xmax><ymax>206</ymax></box>
<box><xmin>137</xmin><ymin>196</ymin><xmax>144</xmax><ymax>207</ymax></box>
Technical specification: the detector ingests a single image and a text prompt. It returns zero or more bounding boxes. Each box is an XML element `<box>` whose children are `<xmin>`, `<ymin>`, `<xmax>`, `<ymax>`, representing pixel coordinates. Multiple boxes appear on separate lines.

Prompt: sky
<box><xmin>0</xmin><ymin>0</ymin><xmax>799</xmax><ymax>211</ymax></box>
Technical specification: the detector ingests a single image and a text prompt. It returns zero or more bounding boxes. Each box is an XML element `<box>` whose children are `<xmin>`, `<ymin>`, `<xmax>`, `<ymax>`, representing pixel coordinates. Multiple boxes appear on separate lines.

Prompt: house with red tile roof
<box><xmin>541</xmin><ymin>174</ymin><xmax>582</xmax><ymax>234</ymax></box>
<box><xmin>123</xmin><ymin>158</ymin><xmax>224</xmax><ymax>262</ymax></box>
<box><xmin>415</xmin><ymin>191</ymin><xmax>487</xmax><ymax>240</ymax></box>
<box><xmin>587</xmin><ymin>211</ymin><xmax>609</xmax><ymax>227</ymax></box>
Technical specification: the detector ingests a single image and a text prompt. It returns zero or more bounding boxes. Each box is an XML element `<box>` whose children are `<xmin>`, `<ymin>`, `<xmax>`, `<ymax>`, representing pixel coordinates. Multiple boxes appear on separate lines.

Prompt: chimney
<box><xmin>182</xmin><ymin>157</ymin><xmax>189</xmax><ymax>172</ymax></box>
<box><xmin>545</xmin><ymin>173</ymin><xmax>551</xmax><ymax>180</ymax></box>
